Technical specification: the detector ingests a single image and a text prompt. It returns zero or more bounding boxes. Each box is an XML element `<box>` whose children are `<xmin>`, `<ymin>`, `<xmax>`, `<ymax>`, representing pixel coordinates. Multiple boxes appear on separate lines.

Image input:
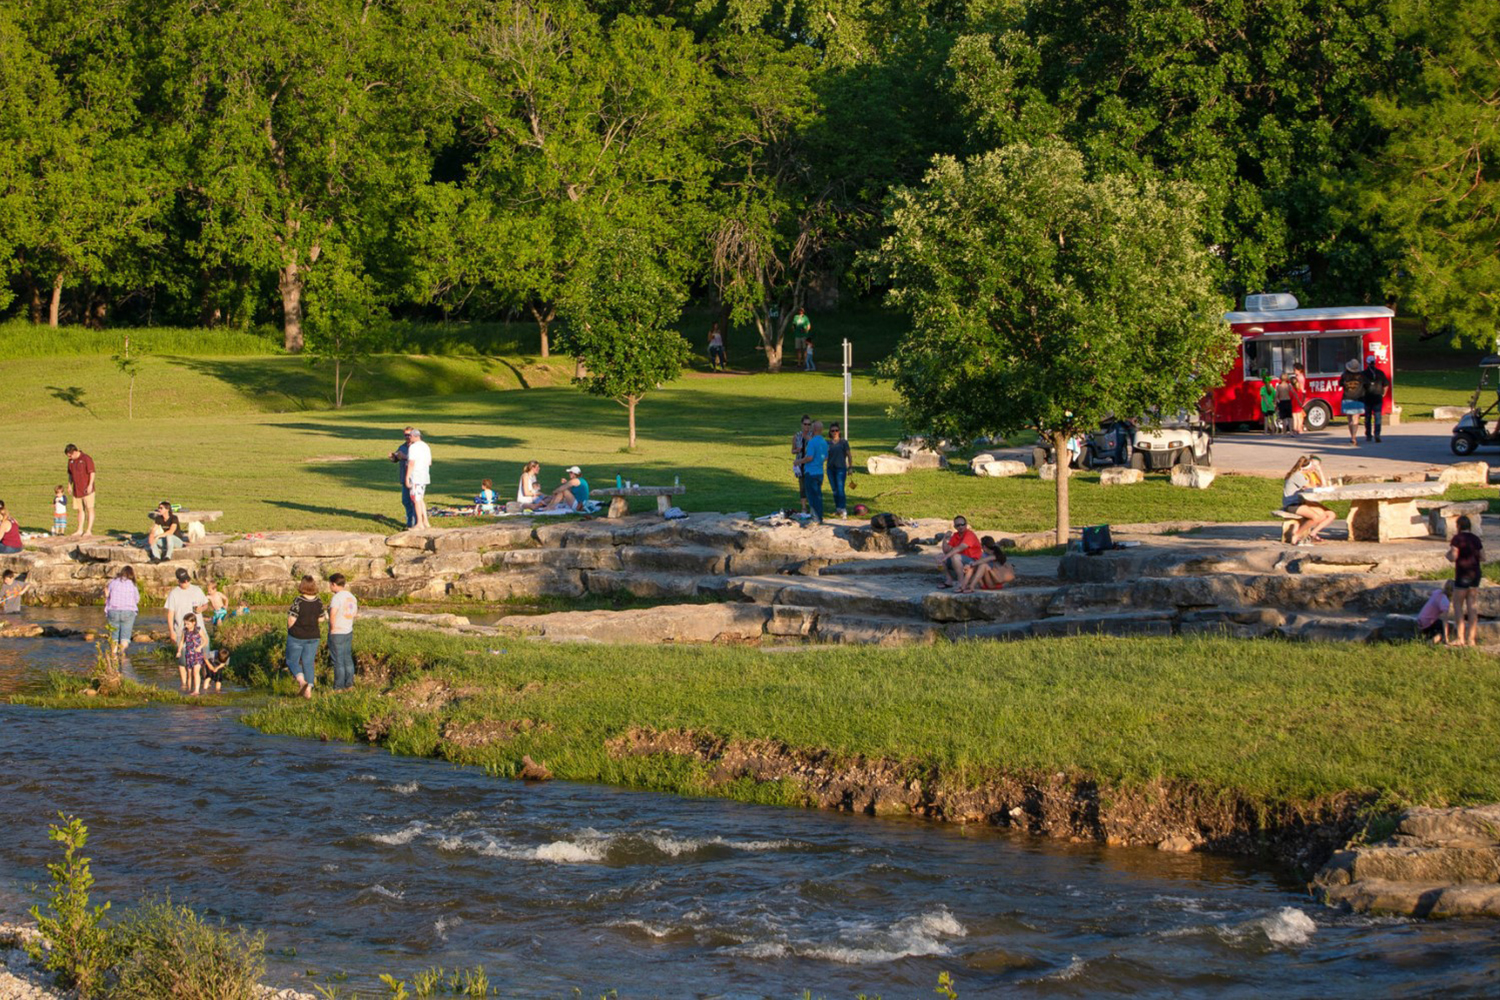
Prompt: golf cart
<box><xmin>1133</xmin><ymin>411</ymin><xmax>1214</xmax><ymax>469</ymax></box>
<box><xmin>1032</xmin><ymin>419</ymin><xmax>1137</xmax><ymax>470</ymax></box>
<box><xmin>1450</xmin><ymin>355</ymin><xmax>1500</xmax><ymax>456</ymax></box>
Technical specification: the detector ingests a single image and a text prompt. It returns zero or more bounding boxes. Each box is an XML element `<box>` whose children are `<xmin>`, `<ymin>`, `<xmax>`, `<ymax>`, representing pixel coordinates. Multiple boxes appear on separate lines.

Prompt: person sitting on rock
<box><xmin>958</xmin><ymin>537</ymin><xmax>1016</xmax><ymax>593</ymax></box>
<box><xmin>530</xmin><ymin>466</ymin><xmax>588</xmax><ymax>512</ymax></box>
<box><xmin>516</xmin><ymin>461</ymin><xmax>543</xmax><ymax>506</ymax></box>
<box><xmin>147</xmin><ymin>501</ymin><xmax>183</xmax><ymax>562</ymax></box>
<box><xmin>1282</xmin><ymin>456</ymin><xmax>1336</xmax><ymax>547</ymax></box>
<box><xmin>937</xmin><ymin>515</ymin><xmax>982</xmax><ymax>589</ymax></box>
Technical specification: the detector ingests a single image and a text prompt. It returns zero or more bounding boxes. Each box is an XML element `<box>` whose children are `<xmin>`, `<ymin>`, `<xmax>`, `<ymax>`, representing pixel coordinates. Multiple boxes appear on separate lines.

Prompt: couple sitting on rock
<box><xmin>937</xmin><ymin>516</ymin><xmax>1016</xmax><ymax>592</ymax></box>
<box><xmin>519</xmin><ymin>463</ymin><xmax>590</xmax><ymax>512</ymax></box>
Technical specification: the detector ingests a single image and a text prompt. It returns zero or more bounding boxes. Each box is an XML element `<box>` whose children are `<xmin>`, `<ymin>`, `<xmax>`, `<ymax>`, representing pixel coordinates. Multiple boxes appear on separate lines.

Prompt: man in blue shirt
<box><xmin>389</xmin><ymin>426</ymin><xmax>415</xmax><ymax>528</ymax></box>
<box><xmin>796</xmin><ymin>420</ymin><xmax>829</xmax><ymax>525</ymax></box>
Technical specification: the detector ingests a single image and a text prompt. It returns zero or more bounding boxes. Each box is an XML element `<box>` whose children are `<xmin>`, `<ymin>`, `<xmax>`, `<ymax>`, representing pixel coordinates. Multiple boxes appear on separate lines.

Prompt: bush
<box><xmin>28</xmin><ymin>815</ymin><xmax>114</xmax><ymax>998</ymax></box>
<box><xmin>111</xmin><ymin>899</ymin><xmax>266</xmax><ymax>1000</ymax></box>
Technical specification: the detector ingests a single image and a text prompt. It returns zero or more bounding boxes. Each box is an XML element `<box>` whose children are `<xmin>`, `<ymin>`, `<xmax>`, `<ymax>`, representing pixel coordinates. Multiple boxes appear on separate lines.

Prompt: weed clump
<box><xmin>111</xmin><ymin>899</ymin><xmax>266</xmax><ymax>1000</ymax></box>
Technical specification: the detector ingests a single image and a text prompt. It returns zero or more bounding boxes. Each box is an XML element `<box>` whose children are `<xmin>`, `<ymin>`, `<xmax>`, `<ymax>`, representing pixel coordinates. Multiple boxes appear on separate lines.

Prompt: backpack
<box><xmin>1082</xmin><ymin>524</ymin><xmax>1114</xmax><ymax>555</ymax></box>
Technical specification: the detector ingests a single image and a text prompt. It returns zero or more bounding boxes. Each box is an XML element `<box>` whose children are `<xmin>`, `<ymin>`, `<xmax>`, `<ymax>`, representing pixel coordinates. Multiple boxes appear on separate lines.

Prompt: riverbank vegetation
<box><xmin>222</xmin><ymin>624</ymin><xmax>1500</xmax><ymax>829</ymax></box>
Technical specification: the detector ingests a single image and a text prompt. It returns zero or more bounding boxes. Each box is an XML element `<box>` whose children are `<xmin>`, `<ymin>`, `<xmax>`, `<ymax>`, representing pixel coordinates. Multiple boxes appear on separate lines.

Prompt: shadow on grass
<box><xmin>46</xmin><ymin>385</ymin><xmax>94</xmax><ymax>415</ymax></box>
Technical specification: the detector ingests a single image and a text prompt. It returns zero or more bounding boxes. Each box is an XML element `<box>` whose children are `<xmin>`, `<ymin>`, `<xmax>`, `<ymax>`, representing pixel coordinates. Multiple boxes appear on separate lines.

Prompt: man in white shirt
<box><xmin>163</xmin><ymin>568</ymin><xmax>210</xmax><ymax>692</ymax></box>
<box><xmin>326</xmin><ymin>573</ymin><xmax>359</xmax><ymax>689</ymax></box>
<box><xmin>405</xmin><ymin>428</ymin><xmax>433</xmax><ymax>528</ymax></box>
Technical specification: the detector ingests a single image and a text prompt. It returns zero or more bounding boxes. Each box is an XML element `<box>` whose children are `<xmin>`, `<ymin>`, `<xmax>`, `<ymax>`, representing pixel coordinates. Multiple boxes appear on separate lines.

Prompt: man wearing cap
<box><xmin>1361</xmin><ymin>354</ymin><xmax>1390</xmax><ymax>443</ymax></box>
<box><xmin>405</xmin><ymin>429</ymin><xmax>432</xmax><ymax>529</ymax></box>
<box><xmin>63</xmin><ymin>444</ymin><xmax>96</xmax><ymax>538</ymax></box>
<box><xmin>535</xmin><ymin>466</ymin><xmax>588</xmax><ymax>511</ymax></box>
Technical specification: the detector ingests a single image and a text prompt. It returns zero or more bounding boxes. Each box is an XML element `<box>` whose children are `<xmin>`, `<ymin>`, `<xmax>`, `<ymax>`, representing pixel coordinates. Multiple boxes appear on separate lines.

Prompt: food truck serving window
<box><xmin>1243</xmin><ymin>338</ymin><xmax>1299</xmax><ymax>377</ymax></box>
<box><xmin>1308</xmin><ymin>335</ymin><xmax>1362</xmax><ymax>375</ymax></box>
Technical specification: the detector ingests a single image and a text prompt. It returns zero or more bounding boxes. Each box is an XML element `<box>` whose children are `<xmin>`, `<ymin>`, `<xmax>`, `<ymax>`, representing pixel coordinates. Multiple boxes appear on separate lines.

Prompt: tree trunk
<box><xmin>26</xmin><ymin>271</ymin><xmax>42</xmax><ymax>325</ymax></box>
<box><xmin>334</xmin><ymin>357</ymin><xmax>343</xmax><ymax>409</ymax></box>
<box><xmin>758</xmin><ymin>315</ymin><xmax>783</xmax><ymax>372</ymax></box>
<box><xmin>279</xmin><ymin>263</ymin><xmax>305</xmax><ymax>352</ymax></box>
<box><xmin>1053</xmin><ymin>430</ymin><xmax>1070</xmax><ymax>548</ymax></box>
<box><xmin>529</xmin><ymin>303</ymin><xmax>552</xmax><ymax>358</ymax></box>
<box><xmin>48</xmin><ymin>271</ymin><xmax>66</xmax><ymax>328</ymax></box>
<box><xmin>627</xmin><ymin>395</ymin><xmax>637</xmax><ymax>448</ymax></box>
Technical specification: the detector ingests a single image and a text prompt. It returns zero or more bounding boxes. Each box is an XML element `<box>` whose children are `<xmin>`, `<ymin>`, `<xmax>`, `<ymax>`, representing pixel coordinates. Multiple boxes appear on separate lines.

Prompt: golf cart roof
<box><xmin>1481</xmin><ymin>356</ymin><xmax>1500</xmax><ymax>368</ymax></box>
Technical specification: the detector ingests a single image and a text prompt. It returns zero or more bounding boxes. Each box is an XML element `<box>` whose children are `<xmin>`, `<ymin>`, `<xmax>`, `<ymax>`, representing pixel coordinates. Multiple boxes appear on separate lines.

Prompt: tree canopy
<box><xmin>0</xmin><ymin>0</ymin><xmax>1493</xmax><ymax>356</ymax></box>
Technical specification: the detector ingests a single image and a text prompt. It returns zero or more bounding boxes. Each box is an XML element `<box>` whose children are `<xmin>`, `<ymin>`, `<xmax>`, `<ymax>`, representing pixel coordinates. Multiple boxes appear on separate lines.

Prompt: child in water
<box><xmin>206</xmin><ymin>579</ymin><xmax>230</xmax><ymax>625</ymax></box>
<box><xmin>200</xmin><ymin>648</ymin><xmax>230</xmax><ymax>692</ymax></box>
<box><xmin>475</xmin><ymin>479</ymin><xmax>498</xmax><ymax>515</ymax></box>
<box><xmin>179</xmin><ymin>612</ymin><xmax>208</xmax><ymax>695</ymax></box>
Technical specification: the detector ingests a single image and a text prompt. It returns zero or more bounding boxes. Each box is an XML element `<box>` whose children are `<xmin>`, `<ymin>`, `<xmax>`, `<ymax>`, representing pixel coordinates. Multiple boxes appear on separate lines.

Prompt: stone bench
<box><xmin>1417</xmin><ymin>500</ymin><xmax>1488</xmax><ymax>540</ymax></box>
<box><xmin>1271</xmin><ymin>509</ymin><xmax>1300</xmax><ymax>544</ymax></box>
<box><xmin>590</xmin><ymin>485</ymin><xmax>685</xmax><ymax>518</ymax></box>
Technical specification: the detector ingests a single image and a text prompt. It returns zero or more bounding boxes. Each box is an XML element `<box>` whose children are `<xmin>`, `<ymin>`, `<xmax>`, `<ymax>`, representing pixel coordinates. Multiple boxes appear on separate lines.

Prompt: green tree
<box><xmin>558</xmin><ymin>228</ymin><xmax>691</xmax><ymax>448</ymax></box>
<box><xmin>161</xmin><ymin>0</ymin><xmax>435</xmax><ymax>350</ymax></box>
<box><xmin>28</xmin><ymin>815</ymin><xmax>113</xmax><ymax>998</ymax></box>
<box><xmin>878</xmin><ymin>142</ymin><xmax>1233</xmax><ymax>544</ymax></box>
<box><xmin>444</xmin><ymin>3</ymin><xmax>710</xmax><ymax>358</ymax></box>
<box><xmin>306</xmin><ymin>259</ymin><xmax>381</xmax><ymax>408</ymax></box>
<box><xmin>1361</xmin><ymin>0</ymin><xmax>1500</xmax><ymax>345</ymax></box>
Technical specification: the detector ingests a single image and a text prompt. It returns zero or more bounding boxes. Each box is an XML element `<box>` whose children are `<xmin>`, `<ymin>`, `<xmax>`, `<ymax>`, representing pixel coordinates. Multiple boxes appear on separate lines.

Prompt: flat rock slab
<box><xmin>1319</xmin><ymin>878</ymin><xmax>1500</xmax><ymax>918</ymax></box>
<box><xmin>220</xmin><ymin>531</ymin><xmax>386</xmax><ymax>559</ymax></box>
<box><xmin>496</xmin><ymin>603</ymin><xmax>771</xmax><ymax>644</ymax></box>
<box><xmin>729</xmin><ymin>574</ymin><xmax>932</xmax><ymax>620</ymax></box>
<box><xmin>388</xmin><ymin>523</ymin><xmax>539</xmax><ymax>552</ymax></box>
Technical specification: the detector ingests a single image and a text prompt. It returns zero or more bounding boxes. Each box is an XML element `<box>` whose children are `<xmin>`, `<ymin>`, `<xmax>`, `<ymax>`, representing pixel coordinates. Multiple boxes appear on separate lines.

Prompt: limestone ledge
<box><xmin>12</xmin><ymin>514</ymin><xmax>921</xmax><ymax>605</ymax></box>
<box><xmin>1314</xmin><ymin>805</ymin><xmax>1500</xmax><ymax>918</ymax></box>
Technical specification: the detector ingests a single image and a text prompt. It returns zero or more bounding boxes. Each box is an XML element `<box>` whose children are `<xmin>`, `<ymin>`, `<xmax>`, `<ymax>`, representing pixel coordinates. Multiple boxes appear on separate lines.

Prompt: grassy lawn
<box><xmin>212</xmin><ymin>625</ymin><xmax>1500</xmax><ymax>810</ymax></box>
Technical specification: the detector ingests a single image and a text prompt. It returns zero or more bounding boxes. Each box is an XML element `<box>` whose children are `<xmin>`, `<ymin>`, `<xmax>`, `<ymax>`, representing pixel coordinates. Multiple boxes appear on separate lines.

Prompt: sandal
<box><xmin>937</xmin><ymin>582</ymin><xmax>953</xmax><ymax>589</ymax></box>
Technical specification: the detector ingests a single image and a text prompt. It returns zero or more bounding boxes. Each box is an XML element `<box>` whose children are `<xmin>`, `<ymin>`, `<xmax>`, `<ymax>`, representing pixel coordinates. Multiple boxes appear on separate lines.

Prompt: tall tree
<box><xmin>162</xmin><ymin>0</ymin><xmax>434</xmax><ymax>350</ymax></box>
<box><xmin>945</xmin><ymin>0</ymin><xmax>1396</xmax><ymax>302</ymax></box>
<box><xmin>444</xmin><ymin>3</ymin><xmax>709</xmax><ymax>358</ymax></box>
<box><xmin>879</xmin><ymin>142</ymin><xmax>1233</xmax><ymax>544</ymax></box>
<box><xmin>1361</xmin><ymin>0</ymin><xmax>1500</xmax><ymax>345</ymax></box>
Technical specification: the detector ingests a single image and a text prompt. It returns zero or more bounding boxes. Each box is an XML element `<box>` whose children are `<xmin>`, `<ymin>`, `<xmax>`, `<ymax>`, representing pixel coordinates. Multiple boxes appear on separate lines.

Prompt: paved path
<box><xmin>1212</xmin><ymin>421</ymin><xmax>1488</xmax><ymax>479</ymax></box>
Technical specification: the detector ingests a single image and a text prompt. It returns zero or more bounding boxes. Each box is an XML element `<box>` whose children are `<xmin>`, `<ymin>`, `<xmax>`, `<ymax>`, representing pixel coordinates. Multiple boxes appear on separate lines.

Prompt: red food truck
<box><xmin>1210</xmin><ymin>294</ymin><xmax>1395</xmax><ymax>431</ymax></box>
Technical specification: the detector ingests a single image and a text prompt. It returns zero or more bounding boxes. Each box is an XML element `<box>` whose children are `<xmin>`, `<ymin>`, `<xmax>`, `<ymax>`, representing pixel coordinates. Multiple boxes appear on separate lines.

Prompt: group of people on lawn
<box><xmin>390</xmin><ymin>426</ymin><xmax>589</xmax><ymax>525</ymax></box>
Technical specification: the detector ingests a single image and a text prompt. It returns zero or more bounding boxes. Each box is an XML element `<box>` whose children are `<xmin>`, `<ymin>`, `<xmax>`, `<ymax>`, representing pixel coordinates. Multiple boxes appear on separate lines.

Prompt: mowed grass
<box><xmin>236</xmin><ymin>626</ymin><xmax>1500</xmax><ymax>808</ymax></box>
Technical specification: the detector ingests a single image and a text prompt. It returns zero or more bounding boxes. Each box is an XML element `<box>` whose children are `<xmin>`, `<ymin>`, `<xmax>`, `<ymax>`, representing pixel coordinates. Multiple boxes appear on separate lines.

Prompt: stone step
<box><xmin>811</xmin><ymin>615</ymin><xmax>943</xmax><ymax>646</ymax></box>
<box><xmin>950</xmin><ymin>609</ymin><xmax>1177</xmax><ymax>641</ymax></box>
<box><xmin>581</xmin><ymin>570</ymin><xmax>721</xmax><ymax>600</ymax></box>
<box><xmin>727</xmin><ymin>574</ymin><xmax>930</xmax><ymax>620</ymax></box>
<box><xmin>922</xmin><ymin>587</ymin><xmax>1065</xmax><ymax>624</ymax></box>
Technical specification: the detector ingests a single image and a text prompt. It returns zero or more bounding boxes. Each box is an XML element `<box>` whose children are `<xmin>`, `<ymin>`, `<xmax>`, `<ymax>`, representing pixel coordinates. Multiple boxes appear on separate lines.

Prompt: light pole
<box><xmin>842</xmin><ymin>339</ymin><xmax>852</xmax><ymax>440</ymax></box>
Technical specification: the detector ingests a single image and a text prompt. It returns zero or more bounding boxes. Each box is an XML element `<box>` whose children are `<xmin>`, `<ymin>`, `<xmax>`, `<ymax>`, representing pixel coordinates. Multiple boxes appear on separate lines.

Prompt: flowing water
<box><xmin>1</xmin><ymin>612</ymin><xmax>1498</xmax><ymax>997</ymax></box>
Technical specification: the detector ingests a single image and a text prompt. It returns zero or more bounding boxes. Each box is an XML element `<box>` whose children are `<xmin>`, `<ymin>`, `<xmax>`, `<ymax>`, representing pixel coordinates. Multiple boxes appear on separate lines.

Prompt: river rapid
<box><xmin>1</xmin><ymin>611</ymin><xmax>1498</xmax><ymax>998</ymax></box>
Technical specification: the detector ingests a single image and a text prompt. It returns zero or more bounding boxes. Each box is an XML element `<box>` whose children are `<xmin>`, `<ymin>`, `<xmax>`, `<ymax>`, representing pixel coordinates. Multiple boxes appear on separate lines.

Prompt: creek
<box><xmin>1</xmin><ymin>609</ymin><xmax>1497</xmax><ymax>998</ymax></box>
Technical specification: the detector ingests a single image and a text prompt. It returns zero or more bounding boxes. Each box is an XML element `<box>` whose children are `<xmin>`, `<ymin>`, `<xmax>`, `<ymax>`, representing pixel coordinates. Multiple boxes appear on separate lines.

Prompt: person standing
<box><xmin>1274</xmin><ymin>373</ymin><xmax>1292</xmax><ymax>435</ymax></box>
<box><xmin>0</xmin><ymin>504</ymin><xmax>22</xmax><ymax>554</ymax></box>
<box><xmin>1258</xmin><ymin>372</ymin><xmax>1278</xmax><ymax>434</ymax></box>
<box><xmin>707</xmin><ymin>324</ymin><xmax>727</xmax><ymax>371</ymax></box>
<box><xmin>827</xmin><ymin>422</ymin><xmax>852</xmax><ymax>518</ymax></box>
<box><xmin>1289</xmin><ymin>362</ymin><xmax>1308</xmax><ymax>435</ymax></box>
<box><xmin>64</xmin><ymin>444</ymin><xmax>95</xmax><ymax>538</ymax></box>
<box><xmin>405</xmin><ymin>428</ymin><xmax>432</xmax><ymax>529</ymax></box>
<box><xmin>792</xmin><ymin>307</ymin><xmax>811</xmax><ymax>367</ymax></box>
<box><xmin>164</xmin><ymin>568</ymin><xmax>210</xmax><ymax>693</ymax></box>
<box><xmin>104</xmin><ymin>566</ymin><xmax>139</xmax><ymax>660</ymax></box>
<box><xmin>795</xmin><ymin>420</ymin><xmax>829</xmax><ymax>525</ymax></box>
<box><xmin>389</xmin><ymin>427</ymin><xmax>416</xmax><ymax>528</ymax></box>
<box><xmin>1447</xmin><ymin>515</ymin><xmax>1483</xmax><ymax>647</ymax></box>
<box><xmin>803</xmin><ymin>333</ymin><xmax>816</xmax><ymax>372</ymax></box>
<box><xmin>326</xmin><ymin>573</ymin><xmax>358</xmax><ymax>691</ymax></box>
<box><xmin>1362</xmin><ymin>355</ymin><xmax>1390</xmax><ymax>443</ymax></box>
<box><xmin>1339</xmin><ymin>359</ymin><xmax>1368</xmax><ymax>446</ymax></box>
<box><xmin>791</xmin><ymin>415</ymin><xmax>811</xmax><ymax>515</ymax></box>
<box><xmin>286</xmin><ymin>576</ymin><xmax>324</xmax><ymax>699</ymax></box>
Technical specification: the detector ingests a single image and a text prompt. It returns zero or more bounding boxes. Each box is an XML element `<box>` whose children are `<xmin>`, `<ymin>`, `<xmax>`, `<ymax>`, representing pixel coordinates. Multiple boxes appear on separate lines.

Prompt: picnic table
<box><xmin>1305</xmin><ymin>482</ymin><xmax>1448</xmax><ymax>543</ymax></box>
<box><xmin>590</xmin><ymin>485</ymin><xmax>685</xmax><ymax>518</ymax></box>
<box><xmin>144</xmin><ymin>509</ymin><xmax>223</xmax><ymax>525</ymax></box>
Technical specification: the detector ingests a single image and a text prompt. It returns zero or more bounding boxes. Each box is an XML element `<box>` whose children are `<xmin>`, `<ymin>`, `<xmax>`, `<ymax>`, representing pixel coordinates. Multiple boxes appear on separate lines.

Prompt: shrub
<box><xmin>28</xmin><ymin>815</ymin><xmax>114</xmax><ymax>998</ymax></box>
<box><xmin>111</xmin><ymin>898</ymin><xmax>266</xmax><ymax>1000</ymax></box>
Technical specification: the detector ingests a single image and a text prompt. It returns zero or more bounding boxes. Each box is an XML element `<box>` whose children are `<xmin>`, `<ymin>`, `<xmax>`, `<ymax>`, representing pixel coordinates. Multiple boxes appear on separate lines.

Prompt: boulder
<box><xmin>1169</xmin><ymin>465</ymin><xmax>1216</xmax><ymax>489</ymax></box>
<box><xmin>968</xmin><ymin>452</ymin><xmax>997</xmax><ymax>469</ymax></box>
<box><xmin>866</xmin><ymin>453</ymin><xmax>911</xmax><ymax>475</ymax></box>
<box><xmin>1038</xmin><ymin>463</ymin><xmax>1058</xmax><ymax>482</ymax></box>
<box><xmin>388</xmin><ymin>550</ymin><xmax>483</xmax><ymax>579</ymax></box>
<box><xmin>1435</xmin><ymin>462</ymin><xmax>1489</xmax><ymax>485</ymax></box>
<box><xmin>896</xmin><ymin>436</ymin><xmax>954</xmax><ymax>457</ymax></box>
<box><xmin>1433</xmin><ymin>405</ymin><xmax>1470</xmax><ymax>421</ymax></box>
<box><xmin>581</xmin><ymin>569</ymin><xmax>704</xmax><ymax>599</ymax></box>
<box><xmin>904</xmin><ymin>449</ymin><xmax>947</xmax><ymax>470</ymax></box>
<box><xmin>1098</xmin><ymin>467</ymin><xmax>1144</xmax><ymax>486</ymax></box>
<box><xmin>76</xmin><ymin>543</ymin><xmax>150</xmax><ymax>564</ymax></box>
<box><xmin>974</xmin><ymin>459</ymin><xmax>1027</xmax><ymax>478</ymax></box>
<box><xmin>451</xmin><ymin>570</ymin><xmax>585</xmax><ymax>600</ymax></box>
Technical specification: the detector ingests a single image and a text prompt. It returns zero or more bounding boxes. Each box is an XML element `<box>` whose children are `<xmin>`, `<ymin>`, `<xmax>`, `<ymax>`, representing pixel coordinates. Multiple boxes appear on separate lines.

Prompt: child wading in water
<box><xmin>206</xmin><ymin>579</ymin><xmax>229</xmax><ymax>626</ymax></box>
<box><xmin>179</xmin><ymin>612</ymin><xmax>208</xmax><ymax>695</ymax></box>
<box><xmin>201</xmin><ymin>648</ymin><xmax>230</xmax><ymax>692</ymax></box>
<box><xmin>52</xmin><ymin>486</ymin><xmax>67</xmax><ymax>535</ymax></box>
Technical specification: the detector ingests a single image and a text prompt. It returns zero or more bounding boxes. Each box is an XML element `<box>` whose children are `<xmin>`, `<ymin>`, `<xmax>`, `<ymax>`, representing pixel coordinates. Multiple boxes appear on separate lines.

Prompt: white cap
<box><xmin>566</xmin><ymin>465</ymin><xmax>581</xmax><ymax>474</ymax></box>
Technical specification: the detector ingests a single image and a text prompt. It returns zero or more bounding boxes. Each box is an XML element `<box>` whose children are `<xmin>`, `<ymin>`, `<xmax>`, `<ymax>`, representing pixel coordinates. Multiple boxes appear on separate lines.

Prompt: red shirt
<box><xmin>948</xmin><ymin>527</ymin><xmax>981</xmax><ymax>559</ymax></box>
<box><xmin>68</xmin><ymin>452</ymin><xmax>95</xmax><ymax>496</ymax></box>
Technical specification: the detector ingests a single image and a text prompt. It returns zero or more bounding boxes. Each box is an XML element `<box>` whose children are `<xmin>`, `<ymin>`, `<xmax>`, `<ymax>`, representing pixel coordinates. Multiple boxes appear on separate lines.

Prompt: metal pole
<box><xmin>842</xmin><ymin>339</ymin><xmax>852</xmax><ymax>439</ymax></box>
